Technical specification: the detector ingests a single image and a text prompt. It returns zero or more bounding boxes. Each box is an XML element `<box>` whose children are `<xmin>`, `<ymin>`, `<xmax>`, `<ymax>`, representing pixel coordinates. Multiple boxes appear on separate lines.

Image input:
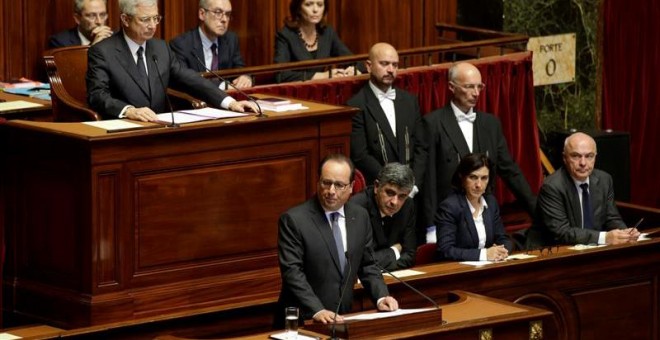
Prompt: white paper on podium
<box><xmin>343</xmin><ymin>308</ymin><xmax>435</xmax><ymax>321</ymax></box>
<box><xmin>506</xmin><ymin>253</ymin><xmax>537</xmax><ymax>260</ymax></box>
<box><xmin>83</xmin><ymin>119</ymin><xmax>143</xmax><ymax>131</ymax></box>
<box><xmin>383</xmin><ymin>269</ymin><xmax>426</xmax><ymax>278</ymax></box>
<box><xmin>176</xmin><ymin>107</ymin><xmax>249</xmax><ymax>119</ymax></box>
<box><xmin>459</xmin><ymin>261</ymin><xmax>494</xmax><ymax>266</ymax></box>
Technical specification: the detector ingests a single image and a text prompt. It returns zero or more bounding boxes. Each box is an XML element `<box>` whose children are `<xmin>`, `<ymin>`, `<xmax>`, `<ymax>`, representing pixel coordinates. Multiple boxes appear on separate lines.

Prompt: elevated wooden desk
<box><xmin>366</xmin><ymin>232</ymin><xmax>660</xmax><ymax>340</ymax></box>
<box><xmin>1</xmin><ymin>97</ymin><xmax>356</xmax><ymax>328</ymax></box>
<box><xmin>0</xmin><ymin>91</ymin><xmax>52</xmax><ymax>121</ymax></box>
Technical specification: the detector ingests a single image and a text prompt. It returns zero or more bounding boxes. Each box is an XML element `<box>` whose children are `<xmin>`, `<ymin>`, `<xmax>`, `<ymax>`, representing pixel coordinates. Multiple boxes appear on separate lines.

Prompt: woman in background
<box><xmin>435</xmin><ymin>153</ymin><xmax>512</xmax><ymax>261</ymax></box>
<box><xmin>274</xmin><ymin>0</ymin><xmax>358</xmax><ymax>82</ymax></box>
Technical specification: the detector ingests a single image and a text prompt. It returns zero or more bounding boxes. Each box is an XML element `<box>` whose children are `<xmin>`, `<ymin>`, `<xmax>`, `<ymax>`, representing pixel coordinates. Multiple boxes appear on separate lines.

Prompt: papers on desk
<box><xmin>269</xmin><ymin>331</ymin><xmax>319</xmax><ymax>340</ymax></box>
<box><xmin>568</xmin><ymin>244</ymin><xmax>607</xmax><ymax>250</ymax></box>
<box><xmin>506</xmin><ymin>253</ymin><xmax>537</xmax><ymax>260</ymax></box>
<box><xmin>157</xmin><ymin>108</ymin><xmax>248</xmax><ymax>124</ymax></box>
<box><xmin>0</xmin><ymin>333</ymin><xmax>21</xmax><ymax>339</ymax></box>
<box><xmin>638</xmin><ymin>232</ymin><xmax>651</xmax><ymax>241</ymax></box>
<box><xmin>0</xmin><ymin>100</ymin><xmax>44</xmax><ymax>112</ymax></box>
<box><xmin>344</xmin><ymin>308</ymin><xmax>435</xmax><ymax>321</ymax></box>
<box><xmin>83</xmin><ymin>119</ymin><xmax>145</xmax><ymax>132</ymax></box>
<box><xmin>384</xmin><ymin>269</ymin><xmax>426</xmax><ymax>278</ymax></box>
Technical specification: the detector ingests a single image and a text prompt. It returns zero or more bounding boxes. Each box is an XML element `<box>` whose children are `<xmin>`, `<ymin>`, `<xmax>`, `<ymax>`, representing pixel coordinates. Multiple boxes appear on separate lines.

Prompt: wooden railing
<box><xmin>205</xmin><ymin>23</ymin><xmax>529</xmax><ymax>85</ymax></box>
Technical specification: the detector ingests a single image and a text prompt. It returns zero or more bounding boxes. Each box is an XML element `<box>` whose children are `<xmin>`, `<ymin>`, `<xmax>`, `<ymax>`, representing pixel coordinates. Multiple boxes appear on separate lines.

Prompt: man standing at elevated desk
<box><xmin>347</xmin><ymin>42</ymin><xmax>424</xmax><ymax>186</ymax></box>
<box><xmin>349</xmin><ymin>162</ymin><xmax>417</xmax><ymax>270</ymax></box>
<box><xmin>48</xmin><ymin>0</ymin><xmax>113</xmax><ymax>48</ymax></box>
<box><xmin>169</xmin><ymin>0</ymin><xmax>252</xmax><ymax>89</ymax></box>
<box><xmin>419</xmin><ymin>62</ymin><xmax>537</xmax><ymax>243</ymax></box>
<box><xmin>87</xmin><ymin>0</ymin><xmax>256</xmax><ymax>121</ymax></box>
<box><xmin>277</xmin><ymin>154</ymin><xmax>398</xmax><ymax>326</ymax></box>
<box><xmin>526</xmin><ymin>132</ymin><xmax>641</xmax><ymax>248</ymax></box>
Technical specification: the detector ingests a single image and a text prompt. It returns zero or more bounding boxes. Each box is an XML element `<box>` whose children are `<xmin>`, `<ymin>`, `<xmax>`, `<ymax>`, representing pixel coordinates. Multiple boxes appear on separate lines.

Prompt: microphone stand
<box><xmin>151</xmin><ymin>56</ymin><xmax>179</xmax><ymax>128</ymax></box>
<box><xmin>330</xmin><ymin>253</ymin><xmax>351</xmax><ymax>340</ymax></box>
<box><xmin>368</xmin><ymin>248</ymin><xmax>440</xmax><ymax>310</ymax></box>
<box><xmin>190</xmin><ymin>52</ymin><xmax>266</xmax><ymax>118</ymax></box>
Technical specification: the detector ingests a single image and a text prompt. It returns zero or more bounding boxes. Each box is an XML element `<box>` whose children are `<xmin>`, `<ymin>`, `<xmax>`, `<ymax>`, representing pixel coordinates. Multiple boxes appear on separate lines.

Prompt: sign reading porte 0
<box><xmin>527</xmin><ymin>34</ymin><xmax>576</xmax><ymax>86</ymax></box>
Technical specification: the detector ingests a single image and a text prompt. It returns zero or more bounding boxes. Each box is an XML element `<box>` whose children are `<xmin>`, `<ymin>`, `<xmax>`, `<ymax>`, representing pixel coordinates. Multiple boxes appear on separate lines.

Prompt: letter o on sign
<box><xmin>546</xmin><ymin>59</ymin><xmax>557</xmax><ymax>77</ymax></box>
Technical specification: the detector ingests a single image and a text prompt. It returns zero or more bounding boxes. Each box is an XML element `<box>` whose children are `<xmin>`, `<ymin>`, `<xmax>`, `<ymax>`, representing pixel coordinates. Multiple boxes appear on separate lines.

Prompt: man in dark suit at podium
<box><xmin>49</xmin><ymin>0</ymin><xmax>113</xmax><ymax>48</ymax></box>
<box><xmin>347</xmin><ymin>43</ymin><xmax>424</xmax><ymax>186</ymax></box>
<box><xmin>86</xmin><ymin>0</ymin><xmax>256</xmax><ymax>121</ymax></box>
<box><xmin>526</xmin><ymin>132</ymin><xmax>640</xmax><ymax>247</ymax></box>
<box><xmin>277</xmin><ymin>154</ymin><xmax>398</xmax><ymax>326</ymax></box>
<box><xmin>169</xmin><ymin>0</ymin><xmax>252</xmax><ymax>88</ymax></box>
<box><xmin>419</xmin><ymin>62</ymin><xmax>537</xmax><ymax>243</ymax></box>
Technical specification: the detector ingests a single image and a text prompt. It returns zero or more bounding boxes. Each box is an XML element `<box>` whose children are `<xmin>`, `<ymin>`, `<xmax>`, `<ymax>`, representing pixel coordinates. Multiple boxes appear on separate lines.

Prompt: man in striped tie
<box><xmin>527</xmin><ymin>132</ymin><xmax>641</xmax><ymax>247</ymax></box>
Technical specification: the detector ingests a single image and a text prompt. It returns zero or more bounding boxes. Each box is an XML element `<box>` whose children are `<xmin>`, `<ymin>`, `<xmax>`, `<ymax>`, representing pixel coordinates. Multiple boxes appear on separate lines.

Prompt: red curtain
<box><xmin>245</xmin><ymin>52</ymin><xmax>543</xmax><ymax>205</ymax></box>
<box><xmin>602</xmin><ymin>1</ymin><xmax>660</xmax><ymax>207</ymax></box>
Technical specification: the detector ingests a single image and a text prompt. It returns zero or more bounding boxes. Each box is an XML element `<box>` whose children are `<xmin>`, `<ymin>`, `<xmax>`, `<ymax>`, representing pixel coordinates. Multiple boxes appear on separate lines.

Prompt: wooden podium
<box><xmin>305</xmin><ymin>308</ymin><xmax>443</xmax><ymax>339</ymax></box>
<box><xmin>1</xmin><ymin>97</ymin><xmax>357</xmax><ymax>328</ymax></box>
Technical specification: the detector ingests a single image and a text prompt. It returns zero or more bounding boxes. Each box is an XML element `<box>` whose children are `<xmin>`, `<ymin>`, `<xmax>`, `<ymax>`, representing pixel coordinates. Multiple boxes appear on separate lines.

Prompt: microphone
<box><xmin>330</xmin><ymin>253</ymin><xmax>351</xmax><ymax>340</ymax></box>
<box><xmin>190</xmin><ymin>51</ymin><xmax>265</xmax><ymax>118</ymax></box>
<box><xmin>151</xmin><ymin>55</ymin><xmax>179</xmax><ymax>128</ymax></box>
<box><xmin>368</xmin><ymin>248</ymin><xmax>439</xmax><ymax>310</ymax></box>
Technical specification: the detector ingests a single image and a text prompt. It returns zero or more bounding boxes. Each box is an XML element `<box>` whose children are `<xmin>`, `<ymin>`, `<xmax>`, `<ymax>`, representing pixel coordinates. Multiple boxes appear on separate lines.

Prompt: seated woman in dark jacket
<box><xmin>435</xmin><ymin>153</ymin><xmax>512</xmax><ymax>261</ymax></box>
<box><xmin>274</xmin><ymin>0</ymin><xmax>359</xmax><ymax>82</ymax></box>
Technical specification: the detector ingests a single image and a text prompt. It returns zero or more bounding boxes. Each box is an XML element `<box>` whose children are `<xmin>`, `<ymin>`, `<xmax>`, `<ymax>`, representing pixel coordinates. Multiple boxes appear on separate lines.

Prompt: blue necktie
<box><xmin>330</xmin><ymin>212</ymin><xmax>346</xmax><ymax>273</ymax></box>
<box><xmin>580</xmin><ymin>183</ymin><xmax>594</xmax><ymax>229</ymax></box>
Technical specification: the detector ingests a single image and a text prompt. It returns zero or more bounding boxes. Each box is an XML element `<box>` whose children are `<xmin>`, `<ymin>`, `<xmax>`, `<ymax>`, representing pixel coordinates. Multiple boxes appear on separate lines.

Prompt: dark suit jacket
<box><xmin>347</xmin><ymin>84</ymin><xmax>425</xmax><ymax>185</ymax></box>
<box><xmin>48</xmin><ymin>27</ymin><xmax>82</xmax><ymax>49</ymax></box>
<box><xmin>277</xmin><ymin>198</ymin><xmax>388</xmax><ymax>323</ymax></box>
<box><xmin>87</xmin><ymin>31</ymin><xmax>228</xmax><ymax>118</ymax></box>
<box><xmin>349</xmin><ymin>186</ymin><xmax>417</xmax><ymax>270</ymax></box>
<box><xmin>273</xmin><ymin>25</ymin><xmax>353</xmax><ymax>83</ymax></box>
<box><xmin>526</xmin><ymin>167</ymin><xmax>626</xmax><ymax>248</ymax></box>
<box><xmin>435</xmin><ymin>192</ymin><xmax>512</xmax><ymax>261</ymax></box>
<box><xmin>169</xmin><ymin>28</ymin><xmax>245</xmax><ymax>72</ymax></box>
<box><xmin>419</xmin><ymin>105</ymin><xmax>537</xmax><ymax>227</ymax></box>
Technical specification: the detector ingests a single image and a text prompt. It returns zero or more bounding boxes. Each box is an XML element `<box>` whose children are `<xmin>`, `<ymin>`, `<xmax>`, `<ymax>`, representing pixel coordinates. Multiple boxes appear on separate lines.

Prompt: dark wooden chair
<box><xmin>43</xmin><ymin>46</ymin><xmax>207</xmax><ymax>122</ymax></box>
<box><xmin>43</xmin><ymin>46</ymin><xmax>100</xmax><ymax>122</ymax></box>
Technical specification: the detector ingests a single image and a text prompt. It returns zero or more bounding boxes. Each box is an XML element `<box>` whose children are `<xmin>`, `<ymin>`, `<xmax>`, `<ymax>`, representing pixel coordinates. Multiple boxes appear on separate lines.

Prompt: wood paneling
<box><xmin>0</xmin><ymin>0</ymin><xmax>456</xmax><ymax>82</ymax></box>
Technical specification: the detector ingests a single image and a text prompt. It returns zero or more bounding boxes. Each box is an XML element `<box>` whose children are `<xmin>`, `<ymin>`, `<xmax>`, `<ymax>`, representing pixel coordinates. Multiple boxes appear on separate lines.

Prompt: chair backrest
<box><xmin>351</xmin><ymin>169</ymin><xmax>367</xmax><ymax>196</ymax></box>
<box><xmin>415</xmin><ymin>243</ymin><xmax>437</xmax><ymax>265</ymax></box>
<box><xmin>43</xmin><ymin>45</ymin><xmax>100</xmax><ymax>121</ymax></box>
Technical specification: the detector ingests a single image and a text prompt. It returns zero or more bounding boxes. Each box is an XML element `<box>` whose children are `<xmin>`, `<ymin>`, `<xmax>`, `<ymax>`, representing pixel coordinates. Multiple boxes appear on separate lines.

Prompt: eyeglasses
<box><xmin>81</xmin><ymin>12</ymin><xmax>108</xmax><ymax>21</ymax></box>
<box><xmin>203</xmin><ymin>8</ymin><xmax>232</xmax><ymax>20</ymax></box>
<box><xmin>567</xmin><ymin>152</ymin><xmax>596</xmax><ymax>161</ymax></box>
<box><xmin>132</xmin><ymin>15</ymin><xmax>163</xmax><ymax>25</ymax></box>
<box><xmin>452</xmin><ymin>82</ymin><xmax>486</xmax><ymax>91</ymax></box>
<box><xmin>320</xmin><ymin>179</ymin><xmax>351</xmax><ymax>191</ymax></box>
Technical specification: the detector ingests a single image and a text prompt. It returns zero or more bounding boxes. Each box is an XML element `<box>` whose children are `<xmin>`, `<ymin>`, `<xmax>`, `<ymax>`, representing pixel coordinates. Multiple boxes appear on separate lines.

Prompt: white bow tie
<box><xmin>456</xmin><ymin>112</ymin><xmax>476</xmax><ymax>123</ymax></box>
<box><xmin>378</xmin><ymin>89</ymin><xmax>396</xmax><ymax>101</ymax></box>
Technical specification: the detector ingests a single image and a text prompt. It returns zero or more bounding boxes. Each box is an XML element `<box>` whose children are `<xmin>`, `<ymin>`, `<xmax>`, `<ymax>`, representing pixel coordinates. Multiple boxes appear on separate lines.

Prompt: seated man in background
<box><xmin>49</xmin><ymin>0</ymin><xmax>113</xmax><ymax>48</ymax></box>
<box><xmin>170</xmin><ymin>0</ymin><xmax>252</xmax><ymax>89</ymax></box>
<box><xmin>349</xmin><ymin>162</ymin><xmax>417</xmax><ymax>271</ymax></box>
<box><xmin>526</xmin><ymin>132</ymin><xmax>641</xmax><ymax>248</ymax></box>
<box><xmin>87</xmin><ymin>0</ymin><xmax>256</xmax><ymax>121</ymax></box>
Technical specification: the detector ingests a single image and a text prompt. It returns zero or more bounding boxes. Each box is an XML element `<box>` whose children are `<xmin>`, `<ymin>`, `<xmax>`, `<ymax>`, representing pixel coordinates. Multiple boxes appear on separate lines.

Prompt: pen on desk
<box><xmin>630</xmin><ymin>217</ymin><xmax>644</xmax><ymax>234</ymax></box>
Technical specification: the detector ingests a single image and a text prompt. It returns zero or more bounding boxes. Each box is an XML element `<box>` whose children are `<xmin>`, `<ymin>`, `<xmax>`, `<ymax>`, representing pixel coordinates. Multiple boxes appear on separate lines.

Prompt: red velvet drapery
<box><xmin>602</xmin><ymin>1</ymin><xmax>660</xmax><ymax>207</ymax></box>
<box><xmin>245</xmin><ymin>52</ymin><xmax>543</xmax><ymax>205</ymax></box>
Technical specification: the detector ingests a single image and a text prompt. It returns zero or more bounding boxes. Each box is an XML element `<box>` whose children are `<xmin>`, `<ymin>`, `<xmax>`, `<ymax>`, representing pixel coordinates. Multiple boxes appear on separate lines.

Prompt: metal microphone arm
<box><xmin>190</xmin><ymin>52</ymin><xmax>265</xmax><ymax>117</ymax></box>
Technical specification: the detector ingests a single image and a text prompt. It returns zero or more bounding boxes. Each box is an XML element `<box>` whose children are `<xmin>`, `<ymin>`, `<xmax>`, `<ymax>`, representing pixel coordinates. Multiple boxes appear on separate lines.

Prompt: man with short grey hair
<box><xmin>170</xmin><ymin>0</ymin><xmax>252</xmax><ymax>88</ymax></box>
<box><xmin>349</xmin><ymin>162</ymin><xmax>417</xmax><ymax>270</ymax></box>
<box><xmin>48</xmin><ymin>0</ymin><xmax>112</xmax><ymax>48</ymax></box>
<box><xmin>87</xmin><ymin>0</ymin><xmax>257</xmax><ymax>121</ymax></box>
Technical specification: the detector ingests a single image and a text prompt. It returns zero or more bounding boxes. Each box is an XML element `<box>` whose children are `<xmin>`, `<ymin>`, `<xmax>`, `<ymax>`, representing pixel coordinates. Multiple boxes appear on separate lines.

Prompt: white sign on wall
<box><xmin>527</xmin><ymin>33</ymin><xmax>576</xmax><ymax>86</ymax></box>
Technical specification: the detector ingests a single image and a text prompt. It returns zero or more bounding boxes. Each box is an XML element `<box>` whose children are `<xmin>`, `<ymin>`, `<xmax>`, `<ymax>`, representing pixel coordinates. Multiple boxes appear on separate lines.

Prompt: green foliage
<box><xmin>503</xmin><ymin>0</ymin><xmax>599</xmax><ymax>135</ymax></box>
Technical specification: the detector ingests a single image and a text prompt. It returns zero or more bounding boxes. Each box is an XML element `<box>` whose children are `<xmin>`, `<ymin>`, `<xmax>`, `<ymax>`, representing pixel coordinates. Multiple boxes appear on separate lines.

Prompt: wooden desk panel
<box><xmin>369</xmin><ymin>236</ymin><xmax>660</xmax><ymax>340</ymax></box>
<box><xmin>1</xmin><ymin>98</ymin><xmax>356</xmax><ymax>328</ymax></box>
